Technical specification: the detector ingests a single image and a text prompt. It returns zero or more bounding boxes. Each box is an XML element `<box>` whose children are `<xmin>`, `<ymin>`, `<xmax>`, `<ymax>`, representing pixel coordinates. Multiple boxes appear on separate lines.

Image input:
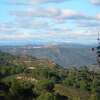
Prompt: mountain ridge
<box><xmin>0</xmin><ymin>43</ymin><xmax>97</xmax><ymax>67</ymax></box>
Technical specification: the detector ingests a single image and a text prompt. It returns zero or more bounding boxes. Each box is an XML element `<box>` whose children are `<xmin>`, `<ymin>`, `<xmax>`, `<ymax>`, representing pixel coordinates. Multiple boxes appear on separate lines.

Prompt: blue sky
<box><xmin>0</xmin><ymin>0</ymin><xmax>100</xmax><ymax>45</ymax></box>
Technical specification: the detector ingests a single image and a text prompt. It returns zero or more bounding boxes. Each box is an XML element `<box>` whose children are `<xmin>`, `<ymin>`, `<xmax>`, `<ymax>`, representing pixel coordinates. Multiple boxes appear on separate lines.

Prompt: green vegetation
<box><xmin>0</xmin><ymin>51</ymin><xmax>100</xmax><ymax>100</ymax></box>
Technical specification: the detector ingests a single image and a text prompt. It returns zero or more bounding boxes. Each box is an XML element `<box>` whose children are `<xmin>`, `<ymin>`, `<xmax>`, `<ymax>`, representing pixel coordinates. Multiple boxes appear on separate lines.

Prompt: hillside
<box><xmin>0</xmin><ymin>51</ymin><xmax>100</xmax><ymax>100</ymax></box>
<box><xmin>0</xmin><ymin>43</ymin><xmax>96</xmax><ymax>67</ymax></box>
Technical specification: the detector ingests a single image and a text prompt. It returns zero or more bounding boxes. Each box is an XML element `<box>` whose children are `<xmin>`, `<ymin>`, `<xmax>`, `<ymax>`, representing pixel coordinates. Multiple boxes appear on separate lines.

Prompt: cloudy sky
<box><xmin>0</xmin><ymin>0</ymin><xmax>100</xmax><ymax>45</ymax></box>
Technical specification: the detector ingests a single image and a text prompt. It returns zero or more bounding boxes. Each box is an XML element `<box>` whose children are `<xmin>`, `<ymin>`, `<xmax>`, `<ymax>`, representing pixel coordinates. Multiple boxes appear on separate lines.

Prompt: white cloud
<box><xmin>90</xmin><ymin>0</ymin><xmax>100</xmax><ymax>5</ymax></box>
<box><xmin>10</xmin><ymin>0</ymin><xmax>66</xmax><ymax>5</ymax></box>
<box><xmin>0</xmin><ymin>33</ymin><xmax>33</xmax><ymax>40</ymax></box>
<box><xmin>11</xmin><ymin>7</ymin><xmax>60</xmax><ymax>18</ymax></box>
<box><xmin>77</xmin><ymin>20</ymin><xmax>100</xmax><ymax>28</ymax></box>
<box><xmin>1</xmin><ymin>1</ymin><xmax>100</xmax><ymax>44</ymax></box>
<box><xmin>0</xmin><ymin>32</ymin><xmax>55</xmax><ymax>41</ymax></box>
<box><xmin>12</xmin><ymin>8</ymin><xmax>97</xmax><ymax>21</ymax></box>
<box><xmin>55</xmin><ymin>9</ymin><xmax>94</xmax><ymax>20</ymax></box>
<box><xmin>96</xmin><ymin>13</ymin><xmax>100</xmax><ymax>19</ymax></box>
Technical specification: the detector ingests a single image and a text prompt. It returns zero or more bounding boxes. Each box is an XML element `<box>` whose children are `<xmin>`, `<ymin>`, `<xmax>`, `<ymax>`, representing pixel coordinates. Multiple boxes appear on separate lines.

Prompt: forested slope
<box><xmin>0</xmin><ymin>51</ymin><xmax>100</xmax><ymax>100</ymax></box>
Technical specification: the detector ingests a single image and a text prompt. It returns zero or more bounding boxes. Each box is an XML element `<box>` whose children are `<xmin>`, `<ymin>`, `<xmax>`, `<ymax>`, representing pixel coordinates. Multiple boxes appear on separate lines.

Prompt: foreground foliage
<box><xmin>0</xmin><ymin>51</ymin><xmax>100</xmax><ymax>100</ymax></box>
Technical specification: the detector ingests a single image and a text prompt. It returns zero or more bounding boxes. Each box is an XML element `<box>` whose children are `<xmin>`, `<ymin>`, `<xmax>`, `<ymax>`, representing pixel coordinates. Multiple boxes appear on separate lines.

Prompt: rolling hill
<box><xmin>0</xmin><ymin>51</ymin><xmax>100</xmax><ymax>100</ymax></box>
<box><xmin>0</xmin><ymin>43</ymin><xmax>96</xmax><ymax>67</ymax></box>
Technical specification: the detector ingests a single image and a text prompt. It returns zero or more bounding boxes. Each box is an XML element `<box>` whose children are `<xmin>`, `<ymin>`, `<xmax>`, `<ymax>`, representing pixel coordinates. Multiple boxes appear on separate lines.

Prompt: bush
<box><xmin>36</xmin><ymin>80</ymin><xmax>54</xmax><ymax>92</ymax></box>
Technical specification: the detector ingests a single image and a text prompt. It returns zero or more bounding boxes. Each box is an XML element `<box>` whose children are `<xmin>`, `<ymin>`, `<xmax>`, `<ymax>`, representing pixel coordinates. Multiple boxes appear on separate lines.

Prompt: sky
<box><xmin>0</xmin><ymin>0</ymin><xmax>100</xmax><ymax>45</ymax></box>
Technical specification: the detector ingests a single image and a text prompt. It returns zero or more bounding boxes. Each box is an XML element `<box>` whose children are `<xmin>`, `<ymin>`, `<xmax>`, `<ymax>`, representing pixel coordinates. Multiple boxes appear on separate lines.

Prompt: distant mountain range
<box><xmin>0</xmin><ymin>43</ymin><xmax>97</xmax><ymax>67</ymax></box>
